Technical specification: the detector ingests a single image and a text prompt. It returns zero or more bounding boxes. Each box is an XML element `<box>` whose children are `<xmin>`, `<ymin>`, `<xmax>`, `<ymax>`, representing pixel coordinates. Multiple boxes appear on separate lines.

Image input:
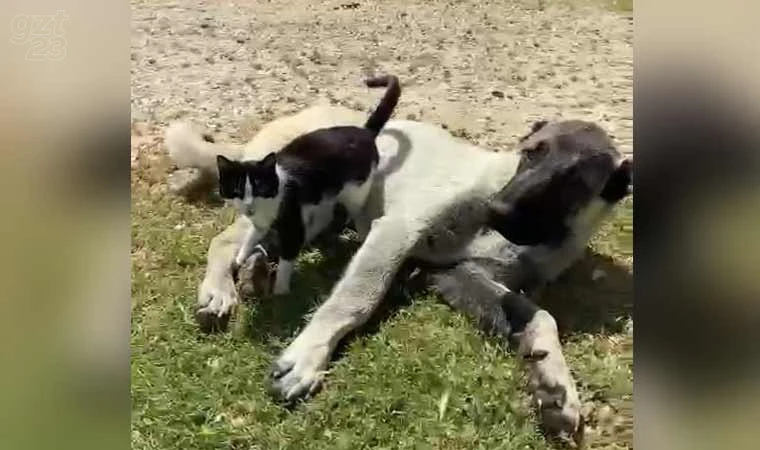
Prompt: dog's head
<box><xmin>488</xmin><ymin>120</ymin><xmax>632</xmax><ymax>247</ymax></box>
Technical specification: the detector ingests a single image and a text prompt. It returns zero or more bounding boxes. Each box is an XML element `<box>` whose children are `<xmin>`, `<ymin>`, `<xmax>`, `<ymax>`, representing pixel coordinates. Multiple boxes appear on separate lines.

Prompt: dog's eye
<box><xmin>522</xmin><ymin>141</ymin><xmax>549</xmax><ymax>162</ymax></box>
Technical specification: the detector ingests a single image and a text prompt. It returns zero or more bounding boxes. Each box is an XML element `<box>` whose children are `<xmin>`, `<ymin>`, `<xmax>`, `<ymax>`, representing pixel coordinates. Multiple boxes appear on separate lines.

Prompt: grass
<box><xmin>131</xmin><ymin>138</ymin><xmax>633</xmax><ymax>449</ymax></box>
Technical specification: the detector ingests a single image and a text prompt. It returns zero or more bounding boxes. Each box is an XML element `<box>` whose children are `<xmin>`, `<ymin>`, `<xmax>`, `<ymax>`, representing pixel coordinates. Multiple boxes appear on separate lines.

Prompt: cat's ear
<box><xmin>260</xmin><ymin>152</ymin><xmax>277</xmax><ymax>167</ymax></box>
<box><xmin>216</xmin><ymin>155</ymin><xmax>233</xmax><ymax>170</ymax></box>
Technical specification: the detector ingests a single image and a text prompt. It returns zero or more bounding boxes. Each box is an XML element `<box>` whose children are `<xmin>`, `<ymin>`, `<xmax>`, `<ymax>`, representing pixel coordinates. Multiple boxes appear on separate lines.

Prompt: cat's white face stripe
<box><xmin>241</xmin><ymin>177</ymin><xmax>255</xmax><ymax>214</ymax></box>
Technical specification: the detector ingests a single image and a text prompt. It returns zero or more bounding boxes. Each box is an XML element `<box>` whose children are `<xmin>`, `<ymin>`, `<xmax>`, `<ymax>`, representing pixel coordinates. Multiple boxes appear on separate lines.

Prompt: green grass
<box><xmin>131</xmin><ymin>150</ymin><xmax>633</xmax><ymax>449</ymax></box>
<box><xmin>611</xmin><ymin>0</ymin><xmax>633</xmax><ymax>13</ymax></box>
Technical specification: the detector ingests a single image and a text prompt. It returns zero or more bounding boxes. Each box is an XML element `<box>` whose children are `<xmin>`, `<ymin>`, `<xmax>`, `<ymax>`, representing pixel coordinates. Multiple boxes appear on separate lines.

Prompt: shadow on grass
<box><xmin>536</xmin><ymin>249</ymin><xmax>633</xmax><ymax>336</ymax></box>
<box><xmin>239</xmin><ymin>232</ymin><xmax>419</xmax><ymax>360</ymax></box>
<box><xmin>241</xmin><ymin>231</ymin><xmax>361</xmax><ymax>346</ymax></box>
<box><xmin>239</xmin><ymin>242</ymin><xmax>632</xmax><ymax>353</ymax></box>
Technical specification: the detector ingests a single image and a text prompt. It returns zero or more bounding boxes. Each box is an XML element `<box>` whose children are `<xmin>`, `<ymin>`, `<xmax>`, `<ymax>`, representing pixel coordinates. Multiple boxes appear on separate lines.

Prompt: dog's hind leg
<box><xmin>425</xmin><ymin>261</ymin><xmax>585</xmax><ymax>446</ymax></box>
<box><xmin>424</xmin><ymin>261</ymin><xmax>515</xmax><ymax>341</ymax></box>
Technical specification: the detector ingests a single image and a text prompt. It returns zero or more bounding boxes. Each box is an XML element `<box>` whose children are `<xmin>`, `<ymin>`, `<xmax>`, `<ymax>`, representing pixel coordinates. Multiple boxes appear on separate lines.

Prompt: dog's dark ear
<box><xmin>519</xmin><ymin>120</ymin><xmax>550</xmax><ymax>143</ymax></box>
<box><xmin>600</xmin><ymin>157</ymin><xmax>633</xmax><ymax>203</ymax></box>
<box><xmin>531</xmin><ymin>120</ymin><xmax>548</xmax><ymax>133</ymax></box>
<box><xmin>216</xmin><ymin>155</ymin><xmax>233</xmax><ymax>170</ymax></box>
<box><xmin>570</xmin><ymin>152</ymin><xmax>617</xmax><ymax>194</ymax></box>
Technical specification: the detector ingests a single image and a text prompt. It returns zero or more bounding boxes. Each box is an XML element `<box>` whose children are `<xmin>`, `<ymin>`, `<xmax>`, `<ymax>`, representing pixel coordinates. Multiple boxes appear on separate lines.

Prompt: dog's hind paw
<box><xmin>516</xmin><ymin>310</ymin><xmax>585</xmax><ymax>446</ymax></box>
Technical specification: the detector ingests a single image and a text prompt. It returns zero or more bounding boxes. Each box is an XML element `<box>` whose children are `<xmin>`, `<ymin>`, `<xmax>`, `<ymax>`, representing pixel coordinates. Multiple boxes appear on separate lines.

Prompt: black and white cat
<box><xmin>216</xmin><ymin>75</ymin><xmax>401</xmax><ymax>295</ymax></box>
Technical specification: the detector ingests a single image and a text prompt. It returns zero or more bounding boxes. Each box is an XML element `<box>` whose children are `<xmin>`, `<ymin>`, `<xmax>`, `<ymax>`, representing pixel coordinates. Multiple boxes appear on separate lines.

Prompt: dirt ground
<box><xmin>131</xmin><ymin>0</ymin><xmax>632</xmax><ymax>153</ymax></box>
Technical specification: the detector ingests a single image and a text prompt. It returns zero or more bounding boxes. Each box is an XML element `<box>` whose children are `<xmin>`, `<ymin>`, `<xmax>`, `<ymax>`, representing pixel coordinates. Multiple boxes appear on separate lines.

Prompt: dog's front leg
<box><xmin>270</xmin><ymin>216</ymin><xmax>421</xmax><ymax>403</ymax></box>
<box><xmin>195</xmin><ymin>216</ymin><xmax>251</xmax><ymax>333</ymax></box>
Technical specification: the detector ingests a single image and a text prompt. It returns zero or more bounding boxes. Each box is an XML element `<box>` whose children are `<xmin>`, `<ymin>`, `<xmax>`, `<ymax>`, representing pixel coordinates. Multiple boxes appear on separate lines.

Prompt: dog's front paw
<box><xmin>195</xmin><ymin>275</ymin><xmax>239</xmax><ymax>333</ymax></box>
<box><xmin>269</xmin><ymin>339</ymin><xmax>330</xmax><ymax>404</ymax></box>
<box><xmin>517</xmin><ymin>311</ymin><xmax>585</xmax><ymax>446</ymax></box>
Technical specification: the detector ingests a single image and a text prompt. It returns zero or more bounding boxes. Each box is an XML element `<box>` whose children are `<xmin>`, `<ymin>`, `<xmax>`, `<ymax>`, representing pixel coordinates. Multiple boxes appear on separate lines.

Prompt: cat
<box><xmin>216</xmin><ymin>75</ymin><xmax>401</xmax><ymax>295</ymax></box>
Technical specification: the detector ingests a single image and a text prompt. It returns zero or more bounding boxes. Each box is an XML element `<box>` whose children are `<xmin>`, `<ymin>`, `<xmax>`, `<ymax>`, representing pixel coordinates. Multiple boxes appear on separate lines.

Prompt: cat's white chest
<box><xmin>248</xmin><ymin>196</ymin><xmax>281</xmax><ymax>229</ymax></box>
<box><xmin>301</xmin><ymin>200</ymin><xmax>338</xmax><ymax>242</ymax></box>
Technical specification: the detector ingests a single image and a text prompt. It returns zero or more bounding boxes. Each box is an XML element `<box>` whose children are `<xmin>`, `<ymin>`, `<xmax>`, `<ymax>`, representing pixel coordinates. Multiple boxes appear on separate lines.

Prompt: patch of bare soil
<box><xmin>131</xmin><ymin>0</ymin><xmax>632</xmax><ymax>154</ymax></box>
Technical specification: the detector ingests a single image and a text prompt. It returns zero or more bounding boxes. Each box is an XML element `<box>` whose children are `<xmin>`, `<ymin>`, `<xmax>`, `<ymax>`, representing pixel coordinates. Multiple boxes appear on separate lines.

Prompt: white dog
<box><xmin>165</xmin><ymin>105</ymin><xmax>632</xmax><ymax>443</ymax></box>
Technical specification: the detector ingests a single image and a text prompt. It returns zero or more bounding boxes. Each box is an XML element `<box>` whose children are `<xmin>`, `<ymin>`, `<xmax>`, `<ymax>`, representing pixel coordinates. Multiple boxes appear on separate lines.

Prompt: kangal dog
<box><xmin>164</xmin><ymin>104</ymin><xmax>632</xmax><ymax>444</ymax></box>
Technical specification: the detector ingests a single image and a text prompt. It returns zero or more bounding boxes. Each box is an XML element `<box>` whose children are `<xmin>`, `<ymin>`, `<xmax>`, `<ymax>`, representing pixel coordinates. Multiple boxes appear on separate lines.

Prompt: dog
<box><xmin>164</xmin><ymin>105</ymin><xmax>632</xmax><ymax>443</ymax></box>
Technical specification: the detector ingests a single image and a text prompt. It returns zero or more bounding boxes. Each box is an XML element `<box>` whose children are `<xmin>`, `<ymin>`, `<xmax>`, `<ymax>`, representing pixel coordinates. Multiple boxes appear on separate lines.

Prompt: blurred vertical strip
<box><xmin>636</xmin><ymin>1</ymin><xmax>760</xmax><ymax>449</ymax></box>
<box><xmin>0</xmin><ymin>1</ymin><xmax>131</xmax><ymax>450</ymax></box>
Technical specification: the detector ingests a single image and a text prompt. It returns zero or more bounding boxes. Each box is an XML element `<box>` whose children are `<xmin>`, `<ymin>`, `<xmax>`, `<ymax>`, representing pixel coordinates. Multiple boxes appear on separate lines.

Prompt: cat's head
<box><xmin>216</xmin><ymin>152</ymin><xmax>280</xmax><ymax>210</ymax></box>
<box><xmin>487</xmin><ymin>120</ymin><xmax>632</xmax><ymax>247</ymax></box>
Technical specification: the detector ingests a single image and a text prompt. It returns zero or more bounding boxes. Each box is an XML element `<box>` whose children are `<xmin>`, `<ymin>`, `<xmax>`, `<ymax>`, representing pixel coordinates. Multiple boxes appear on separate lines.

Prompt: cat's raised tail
<box><xmin>363</xmin><ymin>75</ymin><xmax>401</xmax><ymax>136</ymax></box>
<box><xmin>164</xmin><ymin>121</ymin><xmax>243</xmax><ymax>177</ymax></box>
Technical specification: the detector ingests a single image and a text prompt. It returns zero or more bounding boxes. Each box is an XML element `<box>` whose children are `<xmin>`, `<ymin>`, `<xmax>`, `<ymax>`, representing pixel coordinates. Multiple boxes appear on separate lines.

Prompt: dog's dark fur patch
<box><xmin>488</xmin><ymin>120</ymin><xmax>631</xmax><ymax>247</ymax></box>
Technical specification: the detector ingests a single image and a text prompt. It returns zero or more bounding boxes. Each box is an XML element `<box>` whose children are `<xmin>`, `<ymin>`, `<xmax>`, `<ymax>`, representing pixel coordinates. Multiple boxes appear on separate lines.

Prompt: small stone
<box><xmin>491</xmin><ymin>90</ymin><xmax>505</xmax><ymax>99</ymax></box>
<box><xmin>157</xmin><ymin>16</ymin><xmax>171</xmax><ymax>31</ymax></box>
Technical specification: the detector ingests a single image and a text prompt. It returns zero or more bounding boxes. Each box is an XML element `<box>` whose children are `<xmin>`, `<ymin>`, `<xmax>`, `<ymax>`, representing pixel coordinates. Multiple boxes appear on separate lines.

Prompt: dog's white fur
<box><xmin>165</xmin><ymin>104</ymin><xmax>606</xmax><ymax>437</ymax></box>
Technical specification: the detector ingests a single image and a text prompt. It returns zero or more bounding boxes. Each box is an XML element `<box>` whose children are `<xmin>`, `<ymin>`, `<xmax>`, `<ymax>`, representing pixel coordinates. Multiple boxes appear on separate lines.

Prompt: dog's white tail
<box><xmin>164</xmin><ymin>121</ymin><xmax>243</xmax><ymax>176</ymax></box>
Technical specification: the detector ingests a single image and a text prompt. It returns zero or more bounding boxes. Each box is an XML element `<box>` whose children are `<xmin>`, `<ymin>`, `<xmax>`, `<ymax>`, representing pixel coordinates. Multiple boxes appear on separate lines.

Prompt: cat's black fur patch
<box><xmin>216</xmin><ymin>75</ymin><xmax>400</xmax><ymax>205</ymax></box>
<box><xmin>274</xmin><ymin>126</ymin><xmax>380</xmax><ymax>203</ymax></box>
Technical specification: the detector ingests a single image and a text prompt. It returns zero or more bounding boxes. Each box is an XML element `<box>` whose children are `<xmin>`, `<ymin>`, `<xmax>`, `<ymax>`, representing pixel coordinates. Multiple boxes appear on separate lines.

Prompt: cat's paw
<box><xmin>517</xmin><ymin>311</ymin><xmax>585</xmax><ymax>446</ymax></box>
<box><xmin>195</xmin><ymin>275</ymin><xmax>239</xmax><ymax>333</ymax></box>
<box><xmin>269</xmin><ymin>338</ymin><xmax>330</xmax><ymax>403</ymax></box>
